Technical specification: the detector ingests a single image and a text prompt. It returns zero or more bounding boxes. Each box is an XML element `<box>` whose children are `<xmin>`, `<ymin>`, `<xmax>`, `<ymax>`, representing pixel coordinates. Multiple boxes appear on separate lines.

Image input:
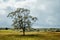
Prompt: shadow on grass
<box><xmin>6</xmin><ymin>34</ymin><xmax>46</xmax><ymax>38</ymax></box>
<box><xmin>0</xmin><ymin>34</ymin><xmax>47</xmax><ymax>40</ymax></box>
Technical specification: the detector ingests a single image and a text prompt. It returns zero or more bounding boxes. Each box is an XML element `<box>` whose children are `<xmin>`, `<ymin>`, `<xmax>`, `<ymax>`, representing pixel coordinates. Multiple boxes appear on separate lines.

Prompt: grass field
<box><xmin>0</xmin><ymin>30</ymin><xmax>60</xmax><ymax>40</ymax></box>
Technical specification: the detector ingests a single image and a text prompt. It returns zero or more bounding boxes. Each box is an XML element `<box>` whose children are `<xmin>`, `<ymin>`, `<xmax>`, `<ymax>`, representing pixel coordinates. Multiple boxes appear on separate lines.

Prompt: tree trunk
<box><xmin>23</xmin><ymin>27</ymin><xmax>25</xmax><ymax>35</ymax></box>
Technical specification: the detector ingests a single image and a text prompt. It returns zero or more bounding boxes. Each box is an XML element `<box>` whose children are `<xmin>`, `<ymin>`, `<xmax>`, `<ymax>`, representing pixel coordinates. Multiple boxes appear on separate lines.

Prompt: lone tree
<box><xmin>7</xmin><ymin>8</ymin><xmax>37</xmax><ymax>35</ymax></box>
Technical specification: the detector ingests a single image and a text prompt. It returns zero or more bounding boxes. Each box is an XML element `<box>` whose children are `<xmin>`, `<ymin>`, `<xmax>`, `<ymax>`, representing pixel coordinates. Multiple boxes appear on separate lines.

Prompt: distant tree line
<box><xmin>0</xmin><ymin>28</ymin><xmax>12</xmax><ymax>30</ymax></box>
<box><xmin>0</xmin><ymin>28</ymin><xmax>60</xmax><ymax>32</ymax></box>
<box><xmin>34</xmin><ymin>28</ymin><xmax>60</xmax><ymax>32</ymax></box>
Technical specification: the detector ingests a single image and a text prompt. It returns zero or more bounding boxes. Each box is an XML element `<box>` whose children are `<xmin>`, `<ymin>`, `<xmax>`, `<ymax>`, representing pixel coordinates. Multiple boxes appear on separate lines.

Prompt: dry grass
<box><xmin>0</xmin><ymin>30</ymin><xmax>60</xmax><ymax>40</ymax></box>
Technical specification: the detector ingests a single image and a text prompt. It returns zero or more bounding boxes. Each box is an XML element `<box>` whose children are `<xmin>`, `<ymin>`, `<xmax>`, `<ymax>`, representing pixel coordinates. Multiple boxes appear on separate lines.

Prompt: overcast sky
<box><xmin>0</xmin><ymin>0</ymin><xmax>60</xmax><ymax>28</ymax></box>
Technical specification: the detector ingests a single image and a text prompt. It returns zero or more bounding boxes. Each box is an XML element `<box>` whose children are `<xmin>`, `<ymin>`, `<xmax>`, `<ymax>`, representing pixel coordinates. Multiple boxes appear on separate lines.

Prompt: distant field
<box><xmin>0</xmin><ymin>30</ymin><xmax>60</xmax><ymax>40</ymax></box>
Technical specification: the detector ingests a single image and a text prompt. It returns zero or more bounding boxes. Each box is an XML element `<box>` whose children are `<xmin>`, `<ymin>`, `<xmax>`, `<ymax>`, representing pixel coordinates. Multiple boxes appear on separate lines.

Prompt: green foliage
<box><xmin>7</xmin><ymin>8</ymin><xmax>37</xmax><ymax>29</ymax></box>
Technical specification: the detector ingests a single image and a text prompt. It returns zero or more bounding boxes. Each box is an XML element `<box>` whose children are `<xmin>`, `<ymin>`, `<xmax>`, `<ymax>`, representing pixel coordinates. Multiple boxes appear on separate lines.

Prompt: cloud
<box><xmin>30</xmin><ymin>0</ymin><xmax>60</xmax><ymax>28</ymax></box>
<box><xmin>0</xmin><ymin>0</ymin><xmax>60</xmax><ymax>28</ymax></box>
<box><xmin>0</xmin><ymin>10</ymin><xmax>6</xmax><ymax>15</ymax></box>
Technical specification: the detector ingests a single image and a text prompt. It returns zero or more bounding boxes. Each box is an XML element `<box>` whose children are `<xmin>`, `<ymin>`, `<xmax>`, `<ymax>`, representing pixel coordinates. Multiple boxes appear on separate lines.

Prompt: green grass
<box><xmin>0</xmin><ymin>30</ymin><xmax>60</xmax><ymax>40</ymax></box>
